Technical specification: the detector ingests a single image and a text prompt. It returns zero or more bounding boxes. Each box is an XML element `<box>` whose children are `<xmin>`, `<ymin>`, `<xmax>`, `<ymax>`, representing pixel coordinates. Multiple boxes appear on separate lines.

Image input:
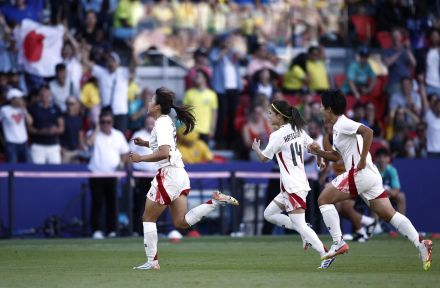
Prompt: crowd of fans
<box><xmin>0</xmin><ymin>0</ymin><xmax>440</xmax><ymax>168</ymax></box>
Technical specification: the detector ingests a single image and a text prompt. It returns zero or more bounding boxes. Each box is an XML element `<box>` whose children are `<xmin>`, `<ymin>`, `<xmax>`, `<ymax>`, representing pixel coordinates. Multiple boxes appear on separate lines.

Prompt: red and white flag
<box><xmin>16</xmin><ymin>19</ymin><xmax>64</xmax><ymax>77</ymax></box>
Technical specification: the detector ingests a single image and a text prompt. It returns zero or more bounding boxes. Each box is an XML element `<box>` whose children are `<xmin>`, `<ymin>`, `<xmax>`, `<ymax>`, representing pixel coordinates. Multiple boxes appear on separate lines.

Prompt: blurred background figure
<box><xmin>60</xmin><ymin>97</ymin><xmax>85</xmax><ymax>163</ymax></box>
<box><xmin>177</xmin><ymin>127</ymin><xmax>213</xmax><ymax>164</ymax></box>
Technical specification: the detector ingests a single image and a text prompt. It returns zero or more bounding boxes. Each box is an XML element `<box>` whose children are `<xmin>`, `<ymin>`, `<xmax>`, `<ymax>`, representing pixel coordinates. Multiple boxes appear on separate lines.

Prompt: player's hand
<box><xmin>307</xmin><ymin>143</ymin><xmax>320</xmax><ymax>155</ymax></box>
<box><xmin>252</xmin><ymin>138</ymin><xmax>260</xmax><ymax>151</ymax></box>
<box><xmin>129</xmin><ymin>152</ymin><xmax>142</xmax><ymax>163</ymax></box>
<box><xmin>318</xmin><ymin>160</ymin><xmax>326</xmax><ymax>171</ymax></box>
<box><xmin>357</xmin><ymin>157</ymin><xmax>366</xmax><ymax>170</ymax></box>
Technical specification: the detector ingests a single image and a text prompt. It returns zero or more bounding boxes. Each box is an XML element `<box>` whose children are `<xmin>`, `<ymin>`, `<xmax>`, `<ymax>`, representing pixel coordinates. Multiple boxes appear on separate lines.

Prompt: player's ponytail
<box><xmin>271</xmin><ymin>100</ymin><xmax>306</xmax><ymax>132</ymax></box>
<box><xmin>155</xmin><ymin>87</ymin><xmax>195</xmax><ymax>135</ymax></box>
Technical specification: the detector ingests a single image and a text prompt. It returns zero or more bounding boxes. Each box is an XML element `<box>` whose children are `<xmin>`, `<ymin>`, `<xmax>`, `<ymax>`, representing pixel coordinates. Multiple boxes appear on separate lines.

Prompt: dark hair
<box><xmin>320</xmin><ymin>89</ymin><xmax>346</xmax><ymax>115</ymax></box>
<box><xmin>271</xmin><ymin>100</ymin><xmax>306</xmax><ymax>132</ymax></box>
<box><xmin>375</xmin><ymin>147</ymin><xmax>390</xmax><ymax>158</ymax></box>
<box><xmin>55</xmin><ymin>63</ymin><xmax>66</xmax><ymax>72</ymax></box>
<box><xmin>307</xmin><ymin>46</ymin><xmax>319</xmax><ymax>55</ymax></box>
<box><xmin>99</xmin><ymin>108</ymin><xmax>113</xmax><ymax>119</ymax></box>
<box><xmin>195</xmin><ymin>69</ymin><xmax>210</xmax><ymax>83</ymax></box>
<box><xmin>155</xmin><ymin>87</ymin><xmax>195</xmax><ymax>134</ymax></box>
<box><xmin>289</xmin><ymin>52</ymin><xmax>307</xmax><ymax>70</ymax></box>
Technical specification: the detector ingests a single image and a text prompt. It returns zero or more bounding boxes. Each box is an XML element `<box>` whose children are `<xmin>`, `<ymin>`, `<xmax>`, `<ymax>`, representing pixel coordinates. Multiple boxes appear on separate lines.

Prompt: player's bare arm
<box><xmin>356</xmin><ymin>125</ymin><xmax>373</xmax><ymax>170</ymax></box>
<box><xmin>251</xmin><ymin>138</ymin><xmax>270</xmax><ymax>162</ymax></box>
<box><xmin>307</xmin><ymin>143</ymin><xmax>341</xmax><ymax>162</ymax></box>
<box><xmin>129</xmin><ymin>145</ymin><xmax>170</xmax><ymax>163</ymax></box>
<box><xmin>133</xmin><ymin>137</ymin><xmax>150</xmax><ymax>147</ymax></box>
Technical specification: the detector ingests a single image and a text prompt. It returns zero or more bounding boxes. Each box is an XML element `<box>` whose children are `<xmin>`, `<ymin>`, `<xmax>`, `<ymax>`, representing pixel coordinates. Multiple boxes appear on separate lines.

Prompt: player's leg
<box><xmin>134</xmin><ymin>198</ymin><xmax>167</xmax><ymax>270</ymax></box>
<box><xmin>339</xmin><ymin>199</ymin><xmax>374</xmax><ymax>241</ymax></box>
<box><xmin>263</xmin><ymin>196</ymin><xmax>296</xmax><ymax>230</ymax></box>
<box><xmin>369</xmin><ymin>197</ymin><xmax>432</xmax><ymax>271</ymax></box>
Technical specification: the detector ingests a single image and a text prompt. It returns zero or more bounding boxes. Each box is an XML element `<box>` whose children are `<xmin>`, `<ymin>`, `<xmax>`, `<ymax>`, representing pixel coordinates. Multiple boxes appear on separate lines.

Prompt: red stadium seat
<box><xmin>333</xmin><ymin>74</ymin><xmax>346</xmax><ymax>89</ymax></box>
<box><xmin>350</xmin><ymin>15</ymin><xmax>376</xmax><ymax>43</ymax></box>
<box><xmin>376</xmin><ymin>31</ymin><xmax>393</xmax><ymax>49</ymax></box>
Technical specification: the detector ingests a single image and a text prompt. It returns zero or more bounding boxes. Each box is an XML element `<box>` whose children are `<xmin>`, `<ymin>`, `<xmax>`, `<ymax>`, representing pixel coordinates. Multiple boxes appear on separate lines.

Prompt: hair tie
<box><xmin>271</xmin><ymin>103</ymin><xmax>290</xmax><ymax>119</ymax></box>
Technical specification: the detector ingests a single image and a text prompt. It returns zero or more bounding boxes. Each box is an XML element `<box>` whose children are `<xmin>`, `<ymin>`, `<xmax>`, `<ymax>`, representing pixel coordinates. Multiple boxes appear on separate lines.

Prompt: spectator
<box><xmin>375</xmin><ymin>148</ymin><xmax>406</xmax><ymax>215</ymax></box>
<box><xmin>128</xmin><ymin>88</ymin><xmax>152</xmax><ymax>132</ymax></box>
<box><xmin>0</xmin><ymin>0</ymin><xmax>39</xmax><ymax>25</ymax></box>
<box><xmin>241</xmin><ymin>102</ymin><xmax>271</xmax><ymax>161</ymax></box>
<box><xmin>389</xmin><ymin>77</ymin><xmax>422</xmax><ymax>117</ymax></box>
<box><xmin>249</xmin><ymin>68</ymin><xmax>276</xmax><ymax>100</ymax></box>
<box><xmin>421</xmin><ymin>90</ymin><xmax>440</xmax><ymax>157</ymax></box>
<box><xmin>60</xmin><ymin>97</ymin><xmax>85</xmax><ymax>163</ymax></box>
<box><xmin>62</xmin><ymin>33</ymin><xmax>82</xmax><ymax>98</ymax></box>
<box><xmin>246</xmin><ymin>42</ymin><xmax>276</xmax><ymax>77</ymax></box>
<box><xmin>49</xmin><ymin>63</ymin><xmax>74</xmax><ymax>112</ymax></box>
<box><xmin>177</xmin><ymin>127</ymin><xmax>213</xmax><ymax>164</ymax></box>
<box><xmin>418</xmin><ymin>29</ymin><xmax>440</xmax><ymax>98</ymax></box>
<box><xmin>129</xmin><ymin>115</ymin><xmax>156</xmax><ymax>235</ymax></box>
<box><xmin>80</xmin><ymin>77</ymin><xmax>101</xmax><ymax>125</ymax></box>
<box><xmin>183</xmin><ymin>69</ymin><xmax>218</xmax><ymax>143</ymax></box>
<box><xmin>342</xmin><ymin>47</ymin><xmax>377</xmax><ymax>100</ymax></box>
<box><xmin>28</xmin><ymin>85</ymin><xmax>64</xmax><ymax>164</ymax></box>
<box><xmin>209</xmin><ymin>35</ymin><xmax>243</xmax><ymax>148</ymax></box>
<box><xmin>76</xmin><ymin>10</ymin><xmax>101</xmax><ymax>46</ymax></box>
<box><xmin>352</xmin><ymin>102</ymin><xmax>368</xmax><ymax>126</ymax></box>
<box><xmin>283</xmin><ymin>52</ymin><xmax>309</xmax><ymax>94</ymax></box>
<box><xmin>185</xmin><ymin>48</ymin><xmax>212</xmax><ymax>90</ymax></box>
<box><xmin>0</xmin><ymin>88</ymin><xmax>31</xmax><ymax>163</ymax></box>
<box><xmin>383</xmin><ymin>28</ymin><xmax>416</xmax><ymax>94</ymax></box>
<box><xmin>113</xmin><ymin>0</ymin><xmax>144</xmax><ymax>41</ymax></box>
<box><xmin>84</xmin><ymin>51</ymin><xmax>129</xmax><ymax>133</ymax></box>
<box><xmin>413</xmin><ymin>122</ymin><xmax>427</xmax><ymax>158</ymax></box>
<box><xmin>87</xmin><ymin>110</ymin><xmax>129</xmax><ymax>239</ymax></box>
<box><xmin>306</xmin><ymin>46</ymin><xmax>330</xmax><ymax>93</ymax></box>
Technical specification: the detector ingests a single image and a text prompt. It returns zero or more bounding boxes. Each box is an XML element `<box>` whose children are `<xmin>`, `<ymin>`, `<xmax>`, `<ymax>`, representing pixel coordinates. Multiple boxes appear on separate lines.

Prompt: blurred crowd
<box><xmin>0</xmin><ymin>0</ymin><xmax>440</xmax><ymax>169</ymax></box>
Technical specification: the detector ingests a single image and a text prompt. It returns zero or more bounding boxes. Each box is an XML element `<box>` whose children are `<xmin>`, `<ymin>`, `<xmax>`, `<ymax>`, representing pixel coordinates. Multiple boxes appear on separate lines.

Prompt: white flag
<box><xmin>16</xmin><ymin>19</ymin><xmax>64</xmax><ymax>77</ymax></box>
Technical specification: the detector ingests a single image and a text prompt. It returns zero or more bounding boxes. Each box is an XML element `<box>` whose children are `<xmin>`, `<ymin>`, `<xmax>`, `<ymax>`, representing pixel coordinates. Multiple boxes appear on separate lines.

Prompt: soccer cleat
<box><xmin>133</xmin><ymin>260</ymin><xmax>160</xmax><ymax>270</ymax></box>
<box><xmin>318</xmin><ymin>256</ymin><xmax>336</xmax><ymax>269</ymax></box>
<box><xmin>212</xmin><ymin>191</ymin><xmax>239</xmax><ymax>206</ymax></box>
<box><xmin>418</xmin><ymin>240</ymin><xmax>433</xmax><ymax>271</ymax></box>
<box><xmin>321</xmin><ymin>240</ymin><xmax>350</xmax><ymax>260</ymax></box>
<box><xmin>365</xmin><ymin>221</ymin><xmax>377</xmax><ymax>238</ymax></box>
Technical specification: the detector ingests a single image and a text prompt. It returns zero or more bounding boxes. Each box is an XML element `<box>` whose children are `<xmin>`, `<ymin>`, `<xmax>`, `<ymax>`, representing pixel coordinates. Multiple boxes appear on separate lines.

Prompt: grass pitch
<box><xmin>0</xmin><ymin>236</ymin><xmax>438</xmax><ymax>288</ymax></box>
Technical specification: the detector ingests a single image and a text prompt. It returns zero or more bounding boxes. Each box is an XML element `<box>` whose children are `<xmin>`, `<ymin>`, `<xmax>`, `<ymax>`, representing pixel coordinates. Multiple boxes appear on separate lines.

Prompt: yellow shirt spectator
<box><xmin>80</xmin><ymin>82</ymin><xmax>100</xmax><ymax>108</ymax></box>
<box><xmin>114</xmin><ymin>0</ymin><xmax>144</xmax><ymax>28</ymax></box>
<box><xmin>283</xmin><ymin>65</ymin><xmax>307</xmax><ymax>91</ymax></box>
<box><xmin>127</xmin><ymin>80</ymin><xmax>140</xmax><ymax>102</ymax></box>
<box><xmin>183</xmin><ymin>88</ymin><xmax>218</xmax><ymax>135</ymax></box>
<box><xmin>306</xmin><ymin>60</ymin><xmax>330</xmax><ymax>91</ymax></box>
<box><xmin>177</xmin><ymin>130</ymin><xmax>213</xmax><ymax>164</ymax></box>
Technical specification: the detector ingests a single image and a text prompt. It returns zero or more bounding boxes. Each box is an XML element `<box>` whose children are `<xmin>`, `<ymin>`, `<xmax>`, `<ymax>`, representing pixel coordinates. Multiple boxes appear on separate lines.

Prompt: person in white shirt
<box><xmin>49</xmin><ymin>63</ymin><xmax>74</xmax><ymax>112</ymax></box>
<box><xmin>128</xmin><ymin>87</ymin><xmax>239</xmax><ymax>270</ymax></box>
<box><xmin>83</xmin><ymin>50</ymin><xmax>129</xmax><ymax>133</ymax></box>
<box><xmin>308</xmin><ymin>89</ymin><xmax>432</xmax><ymax>271</ymax></box>
<box><xmin>421</xmin><ymin>83</ymin><xmax>440</xmax><ymax>157</ymax></box>
<box><xmin>0</xmin><ymin>88</ymin><xmax>32</xmax><ymax>163</ymax></box>
<box><xmin>424</xmin><ymin>29</ymin><xmax>440</xmax><ymax>99</ymax></box>
<box><xmin>87</xmin><ymin>110</ymin><xmax>129</xmax><ymax>239</ymax></box>
<box><xmin>129</xmin><ymin>115</ymin><xmax>157</xmax><ymax>235</ymax></box>
<box><xmin>251</xmin><ymin>100</ymin><xmax>335</xmax><ymax>269</ymax></box>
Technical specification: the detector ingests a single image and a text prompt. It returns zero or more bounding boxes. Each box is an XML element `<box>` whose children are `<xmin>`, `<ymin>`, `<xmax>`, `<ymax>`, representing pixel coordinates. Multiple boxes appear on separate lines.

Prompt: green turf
<box><xmin>0</xmin><ymin>236</ymin><xmax>438</xmax><ymax>288</ymax></box>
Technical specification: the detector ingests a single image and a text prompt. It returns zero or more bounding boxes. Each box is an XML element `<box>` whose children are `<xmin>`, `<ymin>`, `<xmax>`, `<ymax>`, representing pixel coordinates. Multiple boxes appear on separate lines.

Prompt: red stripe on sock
<box><xmin>206</xmin><ymin>200</ymin><xmax>213</xmax><ymax>204</ymax></box>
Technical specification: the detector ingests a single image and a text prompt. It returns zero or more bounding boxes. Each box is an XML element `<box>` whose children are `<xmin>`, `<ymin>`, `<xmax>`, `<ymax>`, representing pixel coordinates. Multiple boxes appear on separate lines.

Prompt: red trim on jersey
<box><xmin>278</xmin><ymin>152</ymin><xmax>290</xmax><ymax>174</ymax></box>
<box><xmin>348</xmin><ymin>167</ymin><xmax>358</xmax><ymax>199</ymax></box>
<box><xmin>180</xmin><ymin>189</ymin><xmax>190</xmax><ymax>197</ymax></box>
<box><xmin>374</xmin><ymin>191</ymin><xmax>388</xmax><ymax>199</ymax></box>
<box><xmin>289</xmin><ymin>193</ymin><xmax>307</xmax><ymax>209</ymax></box>
<box><xmin>156</xmin><ymin>169</ymin><xmax>171</xmax><ymax>205</ymax></box>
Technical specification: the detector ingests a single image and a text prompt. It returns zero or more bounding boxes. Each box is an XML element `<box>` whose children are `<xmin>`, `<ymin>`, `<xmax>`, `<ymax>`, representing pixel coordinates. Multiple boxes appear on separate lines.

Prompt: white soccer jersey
<box><xmin>149</xmin><ymin>115</ymin><xmax>184</xmax><ymax>169</ymax></box>
<box><xmin>332</xmin><ymin>115</ymin><xmax>374</xmax><ymax>171</ymax></box>
<box><xmin>262</xmin><ymin>124</ymin><xmax>313</xmax><ymax>193</ymax></box>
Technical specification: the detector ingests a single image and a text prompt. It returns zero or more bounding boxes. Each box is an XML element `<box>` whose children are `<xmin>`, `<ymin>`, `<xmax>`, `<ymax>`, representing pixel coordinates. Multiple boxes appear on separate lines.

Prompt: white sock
<box><xmin>360</xmin><ymin>215</ymin><xmax>375</xmax><ymax>226</ymax></box>
<box><xmin>356</xmin><ymin>227</ymin><xmax>368</xmax><ymax>238</ymax></box>
<box><xmin>143</xmin><ymin>222</ymin><xmax>158</xmax><ymax>262</ymax></box>
<box><xmin>263</xmin><ymin>202</ymin><xmax>295</xmax><ymax>229</ymax></box>
<box><xmin>289</xmin><ymin>213</ymin><xmax>326</xmax><ymax>257</ymax></box>
<box><xmin>389</xmin><ymin>212</ymin><xmax>420</xmax><ymax>248</ymax></box>
<box><xmin>184</xmin><ymin>200</ymin><xmax>218</xmax><ymax>226</ymax></box>
<box><xmin>319</xmin><ymin>204</ymin><xmax>342</xmax><ymax>243</ymax></box>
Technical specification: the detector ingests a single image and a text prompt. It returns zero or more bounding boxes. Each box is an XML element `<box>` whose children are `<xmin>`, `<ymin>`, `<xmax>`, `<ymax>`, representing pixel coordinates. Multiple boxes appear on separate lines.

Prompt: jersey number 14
<box><xmin>290</xmin><ymin>142</ymin><xmax>303</xmax><ymax>166</ymax></box>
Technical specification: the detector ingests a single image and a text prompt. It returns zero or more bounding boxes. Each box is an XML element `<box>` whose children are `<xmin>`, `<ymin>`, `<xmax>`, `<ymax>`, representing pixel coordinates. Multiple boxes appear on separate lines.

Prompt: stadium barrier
<box><xmin>1</xmin><ymin>159</ymin><xmax>439</xmax><ymax>238</ymax></box>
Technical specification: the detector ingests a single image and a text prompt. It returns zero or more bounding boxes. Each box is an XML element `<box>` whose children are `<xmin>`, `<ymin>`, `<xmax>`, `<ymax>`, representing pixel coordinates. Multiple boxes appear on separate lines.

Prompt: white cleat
<box><xmin>321</xmin><ymin>240</ymin><xmax>350</xmax><ymax>260</ymax></box>
<box><xmin>133</xmin><ymin>260</ymin><xmax>160</xmax><ymax>270</ymax></box>
<box><xmin>418</xmin><ymin>240</ymin><xmax>433</xmax><ymax>271</ymax></box>
<box><xmin>318</xmin><ymin>256</ymin><xmax>336</xmax><ymax>269</ymax></box>
<box><xmin>212</xmin><ymin>191</ymin><xmax>239</xmax><ymax>206</ymax></box>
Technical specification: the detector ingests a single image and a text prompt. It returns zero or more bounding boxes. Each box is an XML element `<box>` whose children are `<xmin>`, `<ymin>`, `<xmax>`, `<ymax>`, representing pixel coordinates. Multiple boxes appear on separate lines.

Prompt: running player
<box><xmin>129</xmin><ymin>87</ymin><xmax>239</xmax><ymax>270</ymax></box>
<box><xmin>308</xmin><ymin>89</ymin><xmax>432</xmax><ymax>271</ymax></box>
<box><xmin>252</xmin><ymin>100</ymin><xmax>336</xmax><ymax>269</ymax></box>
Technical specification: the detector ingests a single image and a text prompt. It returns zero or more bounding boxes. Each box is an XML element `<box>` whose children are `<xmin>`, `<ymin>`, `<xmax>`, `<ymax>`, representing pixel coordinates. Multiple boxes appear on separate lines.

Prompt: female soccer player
<box><xmin>308</xmin><ymin>89</ymin><xmax>432</xmax><ymax>271</ymax></box>
<box><xmin>252</xmin><ymin>100</ymin><xmax>335</xmax><ymax>269</ymax></box>
<box><xmin>129</xmin><ymin>87</ymin><xmax>239</xmax><ymax>270</ymax></box>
